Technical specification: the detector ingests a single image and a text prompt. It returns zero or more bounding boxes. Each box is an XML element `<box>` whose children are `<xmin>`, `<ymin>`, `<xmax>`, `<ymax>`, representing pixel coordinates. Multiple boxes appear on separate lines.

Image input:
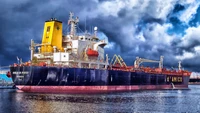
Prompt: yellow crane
<box><xmin>118</xmin><ymin>55</ymin><xmax>127</xmax><ymax>67</ymax></box>
<box><xmin>110</xmin><ymin>54</ymin><xmax>127</xmax><ymax>67</ymax></box>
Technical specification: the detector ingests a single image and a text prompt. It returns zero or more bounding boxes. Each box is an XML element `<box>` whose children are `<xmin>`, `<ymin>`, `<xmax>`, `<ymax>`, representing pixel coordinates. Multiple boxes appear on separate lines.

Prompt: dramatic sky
<box><xmin>1</xmin><ymin>0</ymin><xmax>200</xmax><ymax>72</ymax></box>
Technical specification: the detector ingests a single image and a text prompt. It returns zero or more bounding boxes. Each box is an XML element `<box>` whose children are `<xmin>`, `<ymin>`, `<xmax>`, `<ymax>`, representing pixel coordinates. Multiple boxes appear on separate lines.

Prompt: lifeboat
<box><xmin>39</xmin><ymin>62</ymin><xmax>46</xmax><ymax>66</ymax></box>
<box><xmin>87</xmin><ymin>48</ymin><xmax>99</xmax><ymax>57</ymax></box>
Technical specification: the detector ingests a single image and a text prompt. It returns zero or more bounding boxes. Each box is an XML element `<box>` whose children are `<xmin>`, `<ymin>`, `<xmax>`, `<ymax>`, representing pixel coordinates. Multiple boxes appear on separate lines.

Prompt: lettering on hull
<box><xmin>12</xmin><ymin>71</ymin><xmax>29</xmax><ymax>75</ymax></box>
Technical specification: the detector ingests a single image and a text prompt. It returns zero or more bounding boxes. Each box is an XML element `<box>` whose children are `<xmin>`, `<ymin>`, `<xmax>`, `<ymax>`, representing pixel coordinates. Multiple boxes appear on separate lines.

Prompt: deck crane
<box><xmin>110</xmin><ymin>54</ymin><xmax>127</xmax><ymax>67</ymax></box>
<box><xmin>118</xmin><ymin>55</ymin><xmax>127</xmax><ymax>67</ymax></box>
<box><xmin>134</xmin><ymin>56</ymin><xmax>164</xmax><ymax>69</ymax></box>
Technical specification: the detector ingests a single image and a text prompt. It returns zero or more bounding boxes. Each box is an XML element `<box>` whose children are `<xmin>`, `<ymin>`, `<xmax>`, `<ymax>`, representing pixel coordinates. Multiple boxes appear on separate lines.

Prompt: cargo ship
<box><xmin>8</xmin><ymin>12</ymin><xmax>191</xmax><ymax>93</ymax></box>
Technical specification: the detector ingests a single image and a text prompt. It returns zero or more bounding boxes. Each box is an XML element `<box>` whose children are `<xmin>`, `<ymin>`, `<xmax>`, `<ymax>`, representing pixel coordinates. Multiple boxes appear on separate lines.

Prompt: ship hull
<box><xmin>16</xmin><ymin>85</ymin><xmax>188</xmax><ymax>93</ymax></box>
<box><xmin>10</xmin><ymin>66</ymin><xmax>190</xmax><ymax>93</ymax></box>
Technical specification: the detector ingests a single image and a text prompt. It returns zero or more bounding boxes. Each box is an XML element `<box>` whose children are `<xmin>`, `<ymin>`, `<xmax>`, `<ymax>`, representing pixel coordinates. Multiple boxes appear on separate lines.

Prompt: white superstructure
<box><xmin>30</xmin><ymin>12</ymin><xmax>108</xmax><ymax>69</ymax></box>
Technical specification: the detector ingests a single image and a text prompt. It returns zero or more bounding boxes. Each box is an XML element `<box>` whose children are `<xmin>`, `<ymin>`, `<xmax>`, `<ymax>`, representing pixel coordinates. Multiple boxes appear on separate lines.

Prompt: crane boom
<box><xmin>118</xmin><ymin>55</ymin><xmax>127</xmax><ymax>67</ymax></box>
<box><xmin>134</xmin><ymin>56</ymin><xmax>164</xmax><ymax>69</ymax></box>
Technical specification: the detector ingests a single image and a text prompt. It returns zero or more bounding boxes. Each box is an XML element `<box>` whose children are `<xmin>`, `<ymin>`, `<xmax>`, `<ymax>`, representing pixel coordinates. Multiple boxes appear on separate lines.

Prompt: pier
<box><xmin>189</xmin><ymin>72</ymin><xmax>200</xmax><ymax>84</ymax></box>
<box><xmin>0</xmin><ymin>69</ymin><xmax>14</xmax><ymax>88</ymax></box>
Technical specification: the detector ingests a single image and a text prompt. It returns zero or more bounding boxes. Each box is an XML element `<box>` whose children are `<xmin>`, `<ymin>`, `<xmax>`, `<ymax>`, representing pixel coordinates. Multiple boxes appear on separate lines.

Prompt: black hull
<box><xmin>10</xmin><ymin>66</ymin><xmax>190</xmax><ymax>92</ymax></box>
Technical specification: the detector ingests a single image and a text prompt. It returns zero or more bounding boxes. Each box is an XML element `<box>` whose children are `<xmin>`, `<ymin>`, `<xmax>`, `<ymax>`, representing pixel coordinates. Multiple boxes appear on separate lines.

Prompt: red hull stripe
<box><xmin>16</xmin><ymin>85</ymin><xmax>188</xmax><ymax>93</ymax></box>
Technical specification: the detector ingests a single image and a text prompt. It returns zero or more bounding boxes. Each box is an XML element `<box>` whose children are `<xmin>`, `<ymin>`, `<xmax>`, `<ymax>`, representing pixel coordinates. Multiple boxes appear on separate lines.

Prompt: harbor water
<box><xmin>0</xmin><ymin>85</ymin><xmax>200</xmax><ymax>113</ymax></box>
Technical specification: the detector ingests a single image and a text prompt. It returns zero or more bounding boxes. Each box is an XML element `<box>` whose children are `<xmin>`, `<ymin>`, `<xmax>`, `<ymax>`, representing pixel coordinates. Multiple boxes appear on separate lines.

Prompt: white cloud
<box><xmin>95</xmin><ymin>0</ymin><xmax>176</xmax><ymax>45</ymax></box>
<box><xmin>98</xmin><ymin>0</ymin><xmax>143</xmax><ymax>16</ymax></box>
<box><xmin>121</xmin><ymin>25</ymin><xmax>137</xmax><ymax>45</ymax></box>
<box><xmin>194</xmin><ymin>46</ymin><xmax>200</xmax><ymax>55</ymax></box>
<box><xmin>144</xmin><ymin>23</ymin><xmax>174</xmax><ymax>45</ymax></box>
<box><xmin>176</xmin><ymin>51</ymin><xmax>195</xmax><ymax>60</ymax></box>
<box><xmin>179</xmin><ymin>1</ymin><xmax>200</xmax><ymax>24</ymax></box>
<box><xmin>135</xmin><ymin>32</ymin><xmax>146</xmax><ymax>42</ymax></box>
<box><xmin>105</xmin><ymin>42</ymin><xmax>115</xmax><ymax>49</ymax></box>
<box><xmin>84</xmin><ymin>0</ymin><xmax>176</xmax><ymax>21</ymax></box>
<box><xmin>179</xmin><ymin>0</ymin><xmax>196</xmax><ymax>5</ymax></box>
<box><xmin>97</xmin><ymin>0</ymin><xmax>125</xmax><ymax>17</ymax></box>
<box><xmin>179</xmin><ymin>25</ymin><xmax>200</xmax><ymax>47</ymax></box>
<box><xmin>148</xmin><ymin>0</ymin><xmax>176</xmax><ymax>19</ymax></box>
<box><xmin>175</xmin><ymin>25</ymin><xmax>200</xmax><ymax>61</ymax></box>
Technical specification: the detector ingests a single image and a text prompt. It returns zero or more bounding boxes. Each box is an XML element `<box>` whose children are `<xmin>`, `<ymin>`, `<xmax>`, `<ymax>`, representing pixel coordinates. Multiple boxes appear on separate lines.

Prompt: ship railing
<box><xmin>10</xmin><ymin>59</ymin><xmax>109</xmax><ymax>69</ymax></box>
<box><xmin>62</xmin><ymin>38</ymin><xmax>71</xmax><ymax>42</ymax></box>
<box><xmin>131</xmin><ymin>67</ymin><xmax>188</xmax><ymax>75</ymax></box>
<box><xmin>66</xmin><ymin>45</ymin><xmax>72</xmax><ymax>48</ymax></box>
<box><xmin>34</xmin><ymin>52</ymin><xmax>53</xmax><ymax>55</ymax></box>
<box><xmin>50</xmin><ymin>60</ymin><xmax>108</xmax><ymax>69</ymax></box>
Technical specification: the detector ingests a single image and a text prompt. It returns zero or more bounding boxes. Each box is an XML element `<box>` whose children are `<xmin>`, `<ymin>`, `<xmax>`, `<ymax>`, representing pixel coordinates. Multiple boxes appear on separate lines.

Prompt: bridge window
<box><xmin>172</xmin><ymin>77</ymin><xmax>177</xmax><ymax>82</ymax></box>
<box><xmin>178</xmin><ymin>77</ymin><xmax>182</xmax><ymax>82</ymax></box>
<box><xmin>46</xmin><ymin>26</ymin><xmax>51</xmax><ymax>38</ymax></box>
<box><xmin>167</xmin><ymin>76</ymin><xmax>170</xmax><ymax>82</ymax></box>
<box><xmin>47</xmin><ymin>26</ymin><xmax>51</xmax><ymax>32</ymax></box>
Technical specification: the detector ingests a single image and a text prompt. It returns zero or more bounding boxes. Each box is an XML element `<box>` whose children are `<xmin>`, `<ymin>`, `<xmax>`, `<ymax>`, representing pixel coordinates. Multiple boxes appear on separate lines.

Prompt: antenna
<box><xmin>90</xmin><ymin>26</ymin><xmax>91</xmax><ymax>34</ymax></box>
<box><xmin>16</xmin><ymin>56</ymin><xmax>19</xmax><ymax>64</ymax></box>
<box><xmin>20</xmin><ymin>58</ymin><xmax>23</xmax><ymax>64</ymax></box>
<box><xmin>178</xmin><ymin>61</ymin><xmax>182</xmax><ymax>71</ymax></box>
<box><xmin>94</xmin><ymin>26</ymin><xmax>98</xmax><ymax>36</ymax></box>
<box><xmin>91</xmin><ymin>26</ymin><xmax>93</xmax><ymax>34</ymax></box>
<box><xmin>92</xmin><ymin>26</ymin><xmax>93</xmax><ymax>34</ymax></box>
<box><xmin>85</xmin><ymin>16</ymin><xmax>87</xmax><ymax>32</ymax></box>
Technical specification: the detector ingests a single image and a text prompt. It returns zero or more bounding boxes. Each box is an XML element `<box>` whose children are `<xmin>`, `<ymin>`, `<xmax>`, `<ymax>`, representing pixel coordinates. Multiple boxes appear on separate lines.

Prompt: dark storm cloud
<box><xmin>89</xmin><ymin>1</ymin><xmax>200</xmax><ymax>72</ymax></box>
<box><xmin>171</xmin><ymin>39</ymin><xmax>184</xmax><ymax>56</ymax></box>
<box><xmin>182</xmin><ymin>56</ymin><xmax>200</xmax><ymax>71</ymax></box>
<box><xmin>83</xmin><ymin>14</ymin><xmax>137</xmax><ymax>53</ymax></box>
<box><xmin>0</xmin><ymin>0</ymin><xmax>98</xmax><ymax>66</ymax></box>
<box><xmin>1</xmin><ymin>0</ymin><xmax>170</xmax><ymax>62</ymax></box>
<box><xmin>180</xmin><ymin>39</ymin><xmax>200</xmax><ymax>52</ymax></box>
<box><xmin>171</xmin><ymin>38</ymin><xmax>197</xmax><ymax>57</ymax></box>
<box><xmin>135</xmin><ymin>17</ymin><xmax>164</xmax><ymax>34</ymax></box>
<box><xmin>87</xmin><ymin>7</ymin><xmax>167</xmax><ymax>53</ymax></box>
<box><xmin>117</xmin><ymin>8</ymin><xmax>127</xmax><ymax>18</ymax></box>
<box><xmin>0</xmin><ymin>0</ymin><xmax>200</xmax><ymax>72</ymax></box>
<box><xmin>141</xmin><ymin>18</ymin><xmax>164</xmax><ymax>25</ymax></box>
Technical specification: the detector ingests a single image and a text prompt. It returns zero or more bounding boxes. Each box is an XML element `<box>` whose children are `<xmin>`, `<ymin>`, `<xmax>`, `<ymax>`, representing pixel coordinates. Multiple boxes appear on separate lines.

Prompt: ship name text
<box><xmin>12</xmin><ymin>71</ymin><xmax>29</xmax><ymax>74</ymax></box>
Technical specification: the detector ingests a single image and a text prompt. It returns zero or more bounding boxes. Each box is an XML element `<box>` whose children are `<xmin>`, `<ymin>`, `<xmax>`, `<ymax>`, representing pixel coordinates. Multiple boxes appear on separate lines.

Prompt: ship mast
<box><xmin>30</xmin><ymin>39</ymin><xmax>34</xmax><ymax>61</ymax></box>
<box><xmin>68</xmin><ymin>12</ymin><xmax>79</xmax><ymax>36</ymax></box>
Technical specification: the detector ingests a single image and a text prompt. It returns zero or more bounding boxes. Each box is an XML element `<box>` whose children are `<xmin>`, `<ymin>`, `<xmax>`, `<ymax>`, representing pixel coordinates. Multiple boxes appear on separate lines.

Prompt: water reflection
<box><xmin>0</xmin><ymin>86</ymin><xmax>200</xmax><ymax>113</ymax></box>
